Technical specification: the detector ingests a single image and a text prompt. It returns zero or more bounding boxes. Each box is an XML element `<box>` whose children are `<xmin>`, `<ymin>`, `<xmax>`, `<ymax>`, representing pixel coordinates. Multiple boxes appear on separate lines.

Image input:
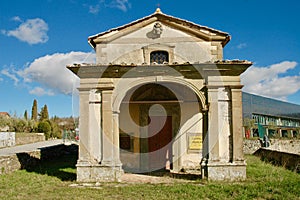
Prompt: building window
<box><xmin>150</xmin><ymin>51</ymin><xmax>169</xmax><ymax>64</ymax></box>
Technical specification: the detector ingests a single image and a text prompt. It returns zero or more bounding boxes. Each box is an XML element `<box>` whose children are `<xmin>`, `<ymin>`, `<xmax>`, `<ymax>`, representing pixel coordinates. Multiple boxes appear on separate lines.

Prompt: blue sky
<box><xmin>0</xmin><ymin>0</ymin><xmax>300</xmax><ymax>117</ymax></box>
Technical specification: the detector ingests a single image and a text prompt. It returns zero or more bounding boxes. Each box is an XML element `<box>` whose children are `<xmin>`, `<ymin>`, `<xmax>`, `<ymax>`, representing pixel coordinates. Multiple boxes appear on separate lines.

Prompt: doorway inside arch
<box><xmin>119</xmin><ymin>82</ymin><xmax>203</xmax><ymax>173</ymax></box>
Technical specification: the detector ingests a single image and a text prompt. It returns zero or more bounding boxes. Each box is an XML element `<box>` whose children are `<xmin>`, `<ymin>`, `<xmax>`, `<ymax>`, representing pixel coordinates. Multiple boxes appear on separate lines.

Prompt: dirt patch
<box><xmin>120</xmin><ymin>173</ymin><xmax>199</xmax><ymax>184</ymax></box>
<box><xmin>70</xmin><ymin>173</ymin><xmax>199</xmax><ymax>188</ymax></box>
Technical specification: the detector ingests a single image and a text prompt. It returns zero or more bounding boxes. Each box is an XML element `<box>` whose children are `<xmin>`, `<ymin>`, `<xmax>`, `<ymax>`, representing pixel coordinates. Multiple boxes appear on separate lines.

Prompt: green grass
<box><xmin>0</xmin><ymin>154</ymin><xmax>299</xmax><ymax>200</ymax></box>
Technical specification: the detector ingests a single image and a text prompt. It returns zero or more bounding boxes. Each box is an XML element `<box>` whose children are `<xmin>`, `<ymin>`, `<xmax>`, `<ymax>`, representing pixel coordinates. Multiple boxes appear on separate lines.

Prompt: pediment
<box><xmin>88</xmin><ymin>9</ymin><xmax>230</xmax><ymax>48</ymax></box>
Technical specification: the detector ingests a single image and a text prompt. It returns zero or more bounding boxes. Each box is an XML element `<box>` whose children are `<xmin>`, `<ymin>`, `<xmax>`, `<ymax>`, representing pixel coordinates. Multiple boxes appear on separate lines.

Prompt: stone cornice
<box><xmin>67</xmin><ymin>61</ymin><xmax>252</xmax><ymax>79</ymax></box>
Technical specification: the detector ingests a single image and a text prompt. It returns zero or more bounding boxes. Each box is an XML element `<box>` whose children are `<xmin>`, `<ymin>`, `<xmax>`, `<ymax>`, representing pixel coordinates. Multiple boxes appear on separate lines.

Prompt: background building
<box><xmin>242</xmin><ymin>92</ymin><xmax>300</xmax><ymax>138</ymax></box>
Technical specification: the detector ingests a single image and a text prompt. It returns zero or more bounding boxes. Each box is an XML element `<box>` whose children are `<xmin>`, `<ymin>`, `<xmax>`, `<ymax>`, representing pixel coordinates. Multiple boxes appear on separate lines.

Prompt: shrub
<box><xmin>38</xmin><ymin>121</ymin><xmax>51</xmax><ymax>140</ymax></box>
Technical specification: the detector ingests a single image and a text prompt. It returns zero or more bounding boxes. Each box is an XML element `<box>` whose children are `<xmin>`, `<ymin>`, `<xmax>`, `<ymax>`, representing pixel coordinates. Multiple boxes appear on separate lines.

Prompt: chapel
<box><xmin>68</xmin><ymin>8</ymin><xmax>252</xmax><ymax>182</ymax></box>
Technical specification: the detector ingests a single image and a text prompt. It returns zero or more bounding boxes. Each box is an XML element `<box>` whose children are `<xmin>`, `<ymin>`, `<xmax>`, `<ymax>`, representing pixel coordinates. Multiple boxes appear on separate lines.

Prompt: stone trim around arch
<box><xmin>112</xmin><ymin>76</ymin><xmax>207</xmax><ymax>114</ymax></box>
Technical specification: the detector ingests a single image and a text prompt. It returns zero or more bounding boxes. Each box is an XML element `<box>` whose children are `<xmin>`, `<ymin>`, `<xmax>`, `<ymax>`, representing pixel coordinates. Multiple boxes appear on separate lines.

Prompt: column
<box><xmin>201</xmin><ymin>110</ymin><xmax>209</xmax><ymax>161</ymax></box>
<box><xmin>231</xmin><ymin>87</ymin><xmax>244</xmax><ymax>162</ymax></box>
<box><xmin>113</xmin><ymin>111</ymin><xmax>121</xmax><ymax>165</ymax></box>
<box><xmin>278</xmin><ymin>129</ymin><xmax>282</xmax><ymax>137</ymax></box>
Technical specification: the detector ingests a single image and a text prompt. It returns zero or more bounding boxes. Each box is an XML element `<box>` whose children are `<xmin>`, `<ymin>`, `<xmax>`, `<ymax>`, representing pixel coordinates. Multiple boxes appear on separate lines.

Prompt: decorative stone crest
<box><xmin>153</xmin><ymin>22</ymin><xmax>163</xmax><ymax>35</ymax></box>
<box><xmin>146</xmin><ymin>22</ymin><xmax>163</xmax><ymax>39</ymax></box>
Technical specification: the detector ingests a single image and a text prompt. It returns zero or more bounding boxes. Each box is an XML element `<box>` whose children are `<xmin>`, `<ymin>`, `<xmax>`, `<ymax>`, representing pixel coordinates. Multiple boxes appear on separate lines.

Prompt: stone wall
<box><xmin>268</xmin><ymin>139</ymin><xmax>300</xmax><ymax>155</ymax></box>
<box><xmin>15</xmin><ymin>133</ymin><xmax>45</xmax><ymax>145</ymax></box>
<box><xmin>243</xmin><ymin>139</ymin><xmax>300</xmax><ymax>155</ymax></box>
<box><xmin>243</xmin><ymin>139</ymin><xmax>261</xmax><ymax>154</ymax></box>
<box><xmin>254</xmin><ymin>148</ymin><xmax>300</xmax><ymax>173</ymax></box>
<box><xmin>0</xmin><ymin>144</ymin><xmax>78</xmax><ymax>175</ymax></box>
<box><xmin>0</xmin><ymin>132</ymin><xmax>15</xmax><ymax>148</ymax></box>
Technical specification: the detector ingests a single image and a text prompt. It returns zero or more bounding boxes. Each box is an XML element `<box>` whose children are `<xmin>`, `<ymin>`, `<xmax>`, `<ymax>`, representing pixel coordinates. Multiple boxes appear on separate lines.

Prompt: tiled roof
<box><xmin>0</xmin><ymin>112</ymin><xmax>10</xmax><ymax>117</ymax></box>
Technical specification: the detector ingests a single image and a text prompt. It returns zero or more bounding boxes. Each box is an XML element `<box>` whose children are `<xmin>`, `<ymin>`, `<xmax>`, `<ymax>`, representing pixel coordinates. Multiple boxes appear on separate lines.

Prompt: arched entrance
<box><xmin>117</xmin><ymin>81</ymin><xmax>205</xmax><ymax>173</ymax></box>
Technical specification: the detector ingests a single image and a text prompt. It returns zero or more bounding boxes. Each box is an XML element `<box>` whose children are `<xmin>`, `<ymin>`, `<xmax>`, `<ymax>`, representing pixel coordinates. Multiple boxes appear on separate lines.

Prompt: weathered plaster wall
<box><xmin>176</xmin><ymin>105</ymin><xmax>203</xmax><ymax>170</ymax></box>
<box><xmin>0</xmin><ymin>132</ymin><xmax>15</xmax><ymax>148</ymax></box>
<box><xmin>96</xmin><ymin>22</ymin><xmax>220</xmax><ymax>65</ymax></box>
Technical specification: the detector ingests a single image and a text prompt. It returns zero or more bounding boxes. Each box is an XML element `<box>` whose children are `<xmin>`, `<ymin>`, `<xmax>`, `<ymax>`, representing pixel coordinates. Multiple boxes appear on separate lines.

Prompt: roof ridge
<box><xmin>88</xmin><ymin>10</ymin><xmax>230</xmax><ymax>44</ymax></box>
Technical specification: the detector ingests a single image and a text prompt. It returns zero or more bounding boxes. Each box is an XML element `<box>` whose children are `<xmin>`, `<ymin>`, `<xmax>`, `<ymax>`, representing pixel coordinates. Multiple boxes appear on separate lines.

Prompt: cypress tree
<box><xmin>43</xmin><ymin>105</ymin><xmax>49</xmax><ymax>120</ymax></box>
<box><xmin>24</xmin><ymin>110</ymin><xmax>28</xmax><ymax>120</ymax></box>
<box><xmin>31</xmin><ymin>99</ymin><xmax>38</xmax><ymax>121</ymax></box>
<box><xmin>40</xmin><ymin>104</ymin><xmax>49</xmax><ymax>121</ymax></box>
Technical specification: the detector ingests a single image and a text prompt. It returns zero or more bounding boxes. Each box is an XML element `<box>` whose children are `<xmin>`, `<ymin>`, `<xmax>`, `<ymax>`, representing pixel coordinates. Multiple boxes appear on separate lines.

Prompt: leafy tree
<box><xmin>15</xmin><ymin>119</ymin><xmax>27</xmax><ymax>132</ymax></box>
<box><xmin>0</xmin><ymin>116</ymin><xmax>11</xmax><ymax>131</ymax></box>
<box><xmin>38</xmin><ymin>121</ymin><xmax>51</xmax><ymax>140</ymax></box>
<box><xmin>31</xmin><ymin>99</ymin><xmax>38</xmax><ymax>121</ymax></box>
<box><xmin>49</xmin><ymin>120</ymin><xmax>61</xmax><ymax>138</ymax></box>
<box><xmin>24</xmin><ymin>119</ymin><xmax>37</xmax><ymax>133</ymax></box>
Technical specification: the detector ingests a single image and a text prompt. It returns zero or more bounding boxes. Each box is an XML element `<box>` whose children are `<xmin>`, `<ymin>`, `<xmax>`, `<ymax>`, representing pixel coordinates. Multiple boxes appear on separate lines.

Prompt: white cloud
<box><xmin>3</xmin><ymin>18</ymin><xmax>48</xmax><ymax>44</ymax></box>
<box><xmin>29</xmin><ymin>87</ymin><xmax>54</xmax><ymax>96</ymax></box>
<box><xmin>11</xmin><ymin>16</ymin><xmax>22</xmax><ymax>22</ymax></box>
<box><xmin>19</xmin><ymin>51</ymin><xmax>96</xmax><ymax>95</ymax></box>
<box><xmin>89</xmin><ymin>4</ymin><xmax>100</xmax><ymax>14</ymax></box>
<box><xmin>237</xmin><ymin>43</ymin><xmax>247</xmax><ymax>49</ymax></box>
<box><xmin>109</xmin><ymin>0</ymin><xmax>131</xmax><ymax>12</ymax></box>
<box><xmin>241</xmin><ymin>61</ymin><xmax>300</xmax><ymax>100</ymax></box>
<box><xmin>86</xmin><ymin>0</ymin><xmax>131</xmax><ymax>13</ymax></box>
<box><xmin>1</xmin><ymin>68</ymin><xmax>19</xmax><ymax>85</ymax></box>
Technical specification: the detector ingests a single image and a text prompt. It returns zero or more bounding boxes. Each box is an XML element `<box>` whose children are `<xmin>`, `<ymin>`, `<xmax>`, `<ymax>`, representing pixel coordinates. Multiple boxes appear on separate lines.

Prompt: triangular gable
<box><xmin>88</xmin><ymin>9</ymin><xmax>230</xmax><ymax>48</ymax></box>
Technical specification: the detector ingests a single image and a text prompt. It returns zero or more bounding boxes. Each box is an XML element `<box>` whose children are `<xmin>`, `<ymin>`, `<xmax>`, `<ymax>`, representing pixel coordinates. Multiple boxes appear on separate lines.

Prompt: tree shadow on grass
<box><xmin>16</xmin><ymin>144</ymin><xmax>78</xmax><ymax>181</ymax></box>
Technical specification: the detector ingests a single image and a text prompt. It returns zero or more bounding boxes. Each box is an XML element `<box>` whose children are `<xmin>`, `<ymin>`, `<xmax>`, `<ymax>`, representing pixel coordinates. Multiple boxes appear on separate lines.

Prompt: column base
<box><xmin>76</xmin><ymin>161</ymin><xmax>123</xmax><ymax>182</ymax></box>
<box><xmin>201</xmin><ymin>160</ymin><xmax>246</xmax><ymax>181</ymax></box>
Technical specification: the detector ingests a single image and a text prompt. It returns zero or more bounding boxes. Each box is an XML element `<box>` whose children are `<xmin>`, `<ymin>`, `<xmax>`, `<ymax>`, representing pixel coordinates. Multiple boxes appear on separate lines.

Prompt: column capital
<box><xmin>113</xmin><ymin>110</ymin><xmax>120</xmax><ymax>115</ymax></box>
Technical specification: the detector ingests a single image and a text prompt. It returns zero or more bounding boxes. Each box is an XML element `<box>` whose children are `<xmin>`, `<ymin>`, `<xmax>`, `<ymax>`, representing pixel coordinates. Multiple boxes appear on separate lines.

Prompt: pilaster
<box><xmin>76</xmin><ymin>86</ymin><xmax>123</xmax><ymax>183</ymax></box>
<box><xmin>201</xmin><ymin>81</ymin><xmax>246</xmax><ymax>181</ymax></box>
<box><xmin>101</xmin><ymin>90</ymin><xmax>114</xmax><ymax>166</ymax></box>
<box><xmin>207</xmin><ymin>87</ymin><xmax>220</xmax><ymax>161</ymax></box>
<box><xmin>231</xmin><ymin>87</ymin><xmax>245</xmax><ymax>162</ymax></box>
<box><xmin>89</xmin><ymin>89</ymin><xmax>102</xmax><ymax>162</ymax></box>
<box><xmin>77</xmin><ymin>89</ymin><xmax>91</xmax><ymax>164</ymax></box>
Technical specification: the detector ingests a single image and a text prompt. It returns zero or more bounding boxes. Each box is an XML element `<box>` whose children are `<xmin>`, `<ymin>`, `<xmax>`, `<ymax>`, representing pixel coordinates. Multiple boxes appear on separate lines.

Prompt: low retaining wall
<box><xmin>15</xmin><ymin>133</ymin><xmax>45</xmax><ymax>145</ymax></box>
<box><xmin>0</xmin><ymin>144</ymin><xmax>78</xmax><ymax>175</ymax></box>
<box><xmin>254</xmin><ymin>148</ymin><xmax>300</xmax><ymax>173</ymax></box>
<box><xmin>243</xmin><ymin>139</ymin><xmax>300</xmax><ymax>155</ymax></box>
<box><xmin>268</xmin><ymin>139</ymin><xmax>300</xmax><ymax>155</ymax></box>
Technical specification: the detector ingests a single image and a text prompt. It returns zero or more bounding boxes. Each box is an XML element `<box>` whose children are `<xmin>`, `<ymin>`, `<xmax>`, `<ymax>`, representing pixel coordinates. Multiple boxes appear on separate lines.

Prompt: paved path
<box><xmin>0</xmin><ymin>139</ymin><xmax>63</xmax><ymax>156</ymax></box>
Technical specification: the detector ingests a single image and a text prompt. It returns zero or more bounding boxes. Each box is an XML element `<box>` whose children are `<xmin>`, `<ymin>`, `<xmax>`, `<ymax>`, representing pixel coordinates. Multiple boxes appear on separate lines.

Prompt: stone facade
<box><xmin>68</xmin><ymin>9</ymin><xmax>251</xmax><ymax>182</ymax></box>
